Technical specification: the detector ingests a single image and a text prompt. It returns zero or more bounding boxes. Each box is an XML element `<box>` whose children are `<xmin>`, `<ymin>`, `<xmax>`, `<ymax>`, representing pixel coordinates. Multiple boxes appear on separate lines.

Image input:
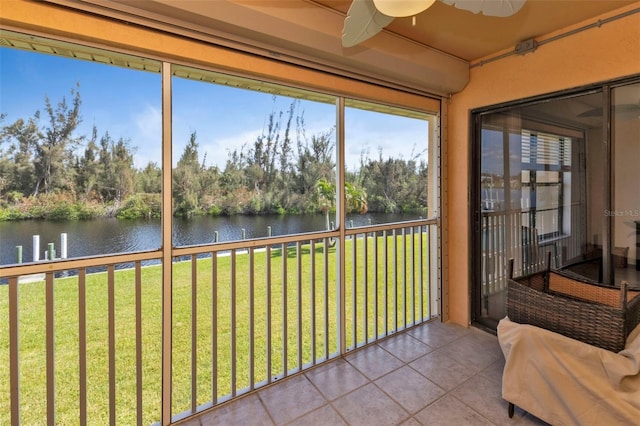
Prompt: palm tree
<box><xmin>315</xmin><ymin>177</ymin><xmax>335</xmax><ymax>232</ymax></box>
<box><xmin>345</xmin><ymin>181</ymin><xmax>368</xmax><ymax>214</ymax></box>
<box><xmin>316</xmin><ymin>177</ymin><xmax>368</xmax><ymax>228</ymax></box>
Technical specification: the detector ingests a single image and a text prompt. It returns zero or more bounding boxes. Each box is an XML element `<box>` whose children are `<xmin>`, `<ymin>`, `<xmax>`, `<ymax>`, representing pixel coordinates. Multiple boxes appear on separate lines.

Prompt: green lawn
<box><xmin>0</xmin><ymin>233</ymin><xmax>432</xmax><ymax>425</ymax></box>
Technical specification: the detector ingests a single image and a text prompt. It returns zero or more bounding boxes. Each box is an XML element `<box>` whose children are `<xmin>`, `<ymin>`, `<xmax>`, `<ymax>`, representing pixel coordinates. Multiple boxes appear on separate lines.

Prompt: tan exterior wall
<box><xmin>446</xmin><ymin>3</ymin><xmax>640</xmax><ymax>326</ymax></box>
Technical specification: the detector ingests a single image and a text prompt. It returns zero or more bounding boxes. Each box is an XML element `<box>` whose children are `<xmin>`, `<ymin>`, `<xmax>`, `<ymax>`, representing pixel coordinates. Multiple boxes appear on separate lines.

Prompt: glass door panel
<box><xmin>474</xmin><ymin>92</ymin><xmax>604</xmax><ymax>328</ymax></box>
<box><xmin>612</xmin><ymin>82</ymin><xmax>640</xmax><ymax>288</ymax></box>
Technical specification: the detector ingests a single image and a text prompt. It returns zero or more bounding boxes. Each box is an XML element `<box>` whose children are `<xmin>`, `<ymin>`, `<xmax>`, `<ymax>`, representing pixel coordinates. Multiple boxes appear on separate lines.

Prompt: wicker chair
<box><xmin>504</xmin><ymin>256</ymin><xmax>640</xmax><ymax>418</ymax></box>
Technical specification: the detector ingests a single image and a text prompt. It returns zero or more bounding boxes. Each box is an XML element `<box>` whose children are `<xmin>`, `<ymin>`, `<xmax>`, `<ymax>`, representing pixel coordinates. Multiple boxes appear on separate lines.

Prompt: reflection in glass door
<box><xmin>475</xmin><ymin>113</ymin><xmax>525</xmax><ymax>327</ymax></box>
<box><xmin>473</xmin><ymin>81</ymin><xmax>640</xmax><ymax>329</ymax></box>
<box><xmin>473</xmin><ymin>90</ymin><xmax>618</xmax><ymax>328</ymax></box>
<box><xmin>612</xmin><ymin>82</ymin><xmax>640</xmax><ymax>284</ymax></box>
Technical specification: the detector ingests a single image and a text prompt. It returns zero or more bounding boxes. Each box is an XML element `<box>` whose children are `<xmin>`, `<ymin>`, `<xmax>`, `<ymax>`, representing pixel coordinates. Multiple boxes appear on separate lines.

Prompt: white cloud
<box><xmin>126</xmin><ymin>104</ymin><xmax>428</xmax><ymax>172</ymax></box>
<box><xmin>135</xmin><ymin>105</ymin><xmax>162</xmax><ymax>141</ymax></box>
<box><xmin>132</xmin><ymin>105</ymin><xmax>162</xmax><ymax>167</ymax></box>
<box><xmin>198</xmin><ymin>128</ymin><xmax>264</xmax><ymax>169</ymax></box>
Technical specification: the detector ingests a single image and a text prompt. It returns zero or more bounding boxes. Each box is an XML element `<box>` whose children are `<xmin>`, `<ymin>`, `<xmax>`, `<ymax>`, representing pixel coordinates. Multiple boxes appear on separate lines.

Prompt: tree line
<box><xmin>0</xmin><ymin>88</ymin><xmax>428</xmax><ymax>221</ymax></box>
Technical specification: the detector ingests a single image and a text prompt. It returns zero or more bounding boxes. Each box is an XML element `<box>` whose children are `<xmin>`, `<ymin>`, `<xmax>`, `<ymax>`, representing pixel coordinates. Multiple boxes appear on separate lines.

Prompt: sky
<box><xmin>0</xmin><ymin>46</ymin><xmax>430</xmax><ymax>171</ymax></box>
<box><xmin>481</xmin><ymin>128</ymin><xmax>522</xmax><ymax>177</ymax></box>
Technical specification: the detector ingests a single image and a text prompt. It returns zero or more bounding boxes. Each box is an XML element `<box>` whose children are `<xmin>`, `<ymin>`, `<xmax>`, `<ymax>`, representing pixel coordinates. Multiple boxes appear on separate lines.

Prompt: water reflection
<box><xmin>0</xmin><ymin>212</ymin><xmax>423</xmax><ymax>267</ymax></box>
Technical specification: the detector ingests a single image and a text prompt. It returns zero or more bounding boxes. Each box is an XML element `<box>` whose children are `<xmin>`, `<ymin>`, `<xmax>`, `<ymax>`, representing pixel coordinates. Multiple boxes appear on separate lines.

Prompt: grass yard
<box><xmin>0</xmin><ymin>232</ymin><xmax>432</xmax><ymax>425</ymax></box>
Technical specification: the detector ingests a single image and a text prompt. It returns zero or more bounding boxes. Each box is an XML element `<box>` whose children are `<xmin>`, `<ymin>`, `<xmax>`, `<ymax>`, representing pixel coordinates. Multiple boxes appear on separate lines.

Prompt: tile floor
<box><xmin>177</xmin><ymin>320</ymin><xmax>548</xmax><ymax>426</ymax></box>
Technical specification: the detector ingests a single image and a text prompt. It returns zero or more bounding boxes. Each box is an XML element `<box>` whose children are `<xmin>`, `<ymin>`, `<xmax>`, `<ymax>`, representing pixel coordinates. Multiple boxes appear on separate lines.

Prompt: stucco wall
<box><xmin>446</xmin><ymin>3</ymin><xmax>640</xmax><ymax>326</ymax></box>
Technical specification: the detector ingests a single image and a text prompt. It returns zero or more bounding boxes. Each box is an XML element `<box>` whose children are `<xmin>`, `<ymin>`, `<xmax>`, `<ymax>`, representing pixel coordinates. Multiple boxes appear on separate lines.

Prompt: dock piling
<box><xmin>61</xmin><ymin>233</ymin><xmax>68</xmax><ymax>259</ymax></box>
<box><xmin>33</xmin><ymin>235</ymin><xmax>40</xmax><ymax>262</ymax></box>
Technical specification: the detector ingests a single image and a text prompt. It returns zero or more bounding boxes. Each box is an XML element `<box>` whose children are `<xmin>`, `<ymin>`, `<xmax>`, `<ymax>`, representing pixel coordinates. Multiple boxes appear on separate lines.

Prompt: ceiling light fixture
<box><xmin>343</xmin><ymin>0</ymin><xmax>527</xmax><ymax>47</ymax></box>
<box><xmin>372</xmin><ymin>0</ymin><xmax>437</xmax><ymax>17</ymax></box>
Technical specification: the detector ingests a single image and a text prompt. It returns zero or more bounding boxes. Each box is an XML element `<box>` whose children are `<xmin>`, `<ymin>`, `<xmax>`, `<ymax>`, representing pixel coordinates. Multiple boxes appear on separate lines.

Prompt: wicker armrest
<box><xmin>507</xmin><ymin>270</ymin><xmax>640</xmax><ymax>352</ymax></box>
<box><xmin>548</xmin><ymin>272</ymin><xmax>640</xmax><ymax>309</ymax></box>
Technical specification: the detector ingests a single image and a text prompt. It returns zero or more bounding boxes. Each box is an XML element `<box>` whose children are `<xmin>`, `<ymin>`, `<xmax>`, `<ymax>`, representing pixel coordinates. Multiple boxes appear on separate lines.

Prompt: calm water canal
<box><xmin>0</xmin><ymin>212</ymin><xmax>422</xmax><ymax>266</ymax></box>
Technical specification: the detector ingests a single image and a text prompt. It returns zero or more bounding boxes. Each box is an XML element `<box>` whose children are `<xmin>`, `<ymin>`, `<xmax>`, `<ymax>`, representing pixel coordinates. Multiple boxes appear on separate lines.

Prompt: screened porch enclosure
<box><xmin>0</xmin><ymin>29</ymin><xmax>441</xmax><ymax>425</ymax></box>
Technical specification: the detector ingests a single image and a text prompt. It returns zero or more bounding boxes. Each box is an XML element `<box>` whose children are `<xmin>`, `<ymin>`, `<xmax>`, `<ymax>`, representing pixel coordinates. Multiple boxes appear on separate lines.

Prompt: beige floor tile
<box><xmin>399</xmin><ymin>417</ymin><xmax>422</xmax><ymax>426</ymax></box>
<box><xmin>437</xmin><ymin>331</ymin><xmax>502</xmax><ymax>372</ymax></box>
<box><xmin>409</xmin><ymin>349</ymin><xmax>474</xmax><ymax>391</ymax></box>
<box><xmin>479</xmin><ymin>356</ymin><xmax>506</xmax><ymax>386</ymax></box>
<box><xmin>332</xmin><ymin>383</ymin><xmax>409</xmax><ymax>426</ymax></box>
<box><xmin>374</xmin><ymin>366</ymin><xmax>445</xmax><ymax>414</ymax></box>
<box><xmin>345</xmin><ymin>344</ymin><xmax>404</xmax><ymax>380</ymax></box>
<box><xmin>258</xmin><ymin>375</ymin><xmax>326</xmax><ymax>425</ymax></box>
<box><xmin>305</xmin><ymin>358</ymin><xmax>369</xmax><ymax>401</ymax></box>
<box><xmin>178</xmin><ymin>417</ymin><xmax>201</xmax><ymax>426</ymax></box>
<box><xmin>177</xmin><ymin>321</ymin><xmax>518</xmax><ymax>426</ymax></box>
<box><xmin>414</xmin><ymin>394</ymin><xmax>494</xmax><ymax>426</ymax></box>
<box><xmin>407</xmin><ymin>321</ymin><xmax>470</xmax><ymax>348</ymax></box>
<box><xmin>286</xmin><ymin>404</ymin><xmax>348</xmax><ymax>426</ymax></box>
<box><xmin>450</xmin><ymin>374</ymin><xmax>515</xmax><ymax>426</ymax></box>
<box><xmin>197</xmin><ymin>394</ymin><xmax>274</xmax><ymax>426</ymax></box>
<box><xmin>377</xmin><ymin>332</ymin><xmax>434</xmax><ymax>363</ymax></box>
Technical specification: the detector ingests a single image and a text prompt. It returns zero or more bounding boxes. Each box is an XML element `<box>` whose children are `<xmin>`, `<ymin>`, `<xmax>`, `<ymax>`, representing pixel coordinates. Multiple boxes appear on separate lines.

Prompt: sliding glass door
<box><xmin>472</xmin><ymin>79</ymin><xmax>640</xmax><ymax>328</ymax></box>
<box><xmin>612</xmin><ymin>82</ymin><xmax>640</xmax><ymax>282</ymax></box>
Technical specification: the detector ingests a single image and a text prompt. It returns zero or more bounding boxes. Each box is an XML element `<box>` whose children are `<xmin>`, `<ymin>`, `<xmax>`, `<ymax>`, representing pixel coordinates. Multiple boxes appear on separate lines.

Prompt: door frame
<box><xmin>469</xmin><ymin>75</ymin><xmax>640</xmax><ymax>330</ymax></box>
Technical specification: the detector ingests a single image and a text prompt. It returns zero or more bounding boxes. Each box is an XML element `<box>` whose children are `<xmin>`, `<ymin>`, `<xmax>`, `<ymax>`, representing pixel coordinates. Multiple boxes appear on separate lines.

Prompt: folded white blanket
<box><xmin>497</xmin><ymin>317</ymin><xmax>640</xmax><ymax>425</ymax></box>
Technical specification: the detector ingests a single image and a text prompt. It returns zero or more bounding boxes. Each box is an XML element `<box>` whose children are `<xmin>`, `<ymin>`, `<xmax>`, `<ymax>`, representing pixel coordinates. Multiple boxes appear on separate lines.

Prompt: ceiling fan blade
<box><xmin>342</xmin><ymin>0</ymin><xmax>394</xmax><ymax>48</ymax></box>
<box><xmin>439</xmin><ymin>0</ymin><xmax>526</xmax><ymax>17</ymax></box>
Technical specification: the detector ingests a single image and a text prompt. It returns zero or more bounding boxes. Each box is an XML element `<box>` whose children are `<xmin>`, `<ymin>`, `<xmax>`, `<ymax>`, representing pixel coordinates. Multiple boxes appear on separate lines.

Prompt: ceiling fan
<box><xmin>342</xmin><ymin>0</ymin><xmax>527</xmax><ymax>47</ymax></box>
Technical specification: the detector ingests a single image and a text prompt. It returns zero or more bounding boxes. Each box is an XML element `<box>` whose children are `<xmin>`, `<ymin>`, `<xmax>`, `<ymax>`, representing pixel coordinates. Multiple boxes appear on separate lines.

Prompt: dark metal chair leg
<box><xmin>508</xmin><ymin>402</ymin><xmax>515</xmax><ymax>418</ymax></box>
